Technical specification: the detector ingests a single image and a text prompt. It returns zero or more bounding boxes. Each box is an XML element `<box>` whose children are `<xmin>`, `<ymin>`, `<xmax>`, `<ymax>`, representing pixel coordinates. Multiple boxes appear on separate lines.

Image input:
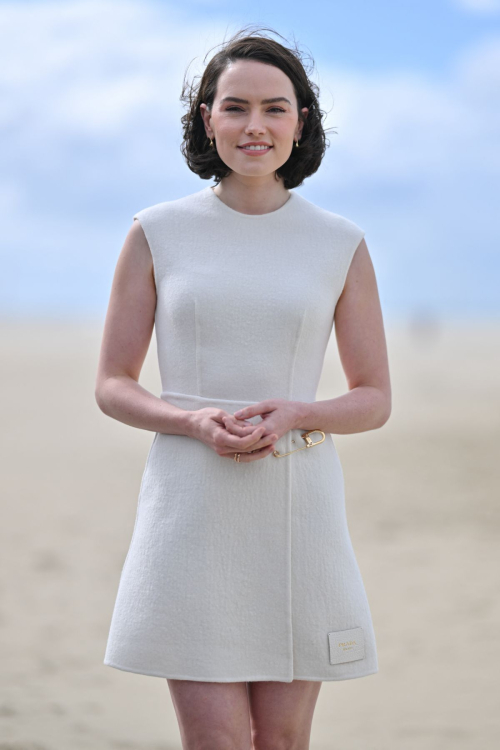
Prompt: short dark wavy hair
<box><xmin>180</xmin><ymin>25</ymin><xmax>335</xmax><ymax>190</ymax></box>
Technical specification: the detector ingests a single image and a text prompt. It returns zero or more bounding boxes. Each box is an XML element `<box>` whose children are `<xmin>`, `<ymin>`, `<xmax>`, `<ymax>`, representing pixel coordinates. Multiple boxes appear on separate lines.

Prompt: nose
<box><xmin>244</xmin><ymin>114</ymin><xmax>266</xmax><ymax>134</ymax></box>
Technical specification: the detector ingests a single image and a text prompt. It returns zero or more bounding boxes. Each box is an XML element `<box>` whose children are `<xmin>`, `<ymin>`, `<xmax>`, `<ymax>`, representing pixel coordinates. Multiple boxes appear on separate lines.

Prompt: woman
<box><xmin>96</xmin><ymin>26</ymin><xmax>391</xmax><ymax>750</ymax></box>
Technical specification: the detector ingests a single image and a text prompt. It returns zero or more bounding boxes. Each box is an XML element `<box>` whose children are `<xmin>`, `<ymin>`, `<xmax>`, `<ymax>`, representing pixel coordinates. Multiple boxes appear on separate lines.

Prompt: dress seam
<box><xmin>194</xmin><ymin>295</ymin><xmax>201</xmax><ymax>393</ymax></box>
<box><xmin>287</xmin><ymin>306</ymin><xmax>308</xmax><ymax>679</ymax></box>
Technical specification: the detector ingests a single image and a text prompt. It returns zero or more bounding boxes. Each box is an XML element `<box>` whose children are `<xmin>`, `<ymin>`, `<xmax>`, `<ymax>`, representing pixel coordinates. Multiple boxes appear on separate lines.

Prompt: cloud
<box><xmin>312</xmin><ymin>33</ymin><xmax>500</xmax><ymax>313</ymax></box>
<box><xmin>1</xmin><ymin>1</ymin><xmax>497</xmax><ymax>189</ymax></box>
<box><xmin>1</xmin><ymin>1</ymin><xmax>499</xmax><ymax>315</ymax></box>
<box><xmin>317</xmin><ymin>33</ymin><xmax>500</xmax><ymax>186</ymax></box>
<box><xmin>452</xmin><ymin>0</ymin><xmax>500</xmax><ymax>14</ymax></box>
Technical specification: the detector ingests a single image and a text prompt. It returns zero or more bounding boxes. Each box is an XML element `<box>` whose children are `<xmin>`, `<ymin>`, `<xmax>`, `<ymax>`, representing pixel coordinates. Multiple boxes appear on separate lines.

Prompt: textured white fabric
<box><xmin>103</xmin><ymin>185</ymin><xmax>379</xmax><ymax>682</ymax></box>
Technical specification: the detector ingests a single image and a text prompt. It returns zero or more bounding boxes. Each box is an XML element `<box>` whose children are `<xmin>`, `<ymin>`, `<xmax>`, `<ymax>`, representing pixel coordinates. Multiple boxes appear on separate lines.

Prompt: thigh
<box><xmin>247</xmin><ymin>679</ymin><xmax>322</xmax><ymax>750</ymax></box>
<box><xmin>167</xmin><ymin>678</ymin><xmax>253</xmax><ymax>750</ymax></box>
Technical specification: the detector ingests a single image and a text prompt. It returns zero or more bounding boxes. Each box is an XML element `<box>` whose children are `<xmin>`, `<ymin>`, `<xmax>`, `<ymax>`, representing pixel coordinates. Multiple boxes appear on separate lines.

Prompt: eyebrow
<box><xmin>219</xmin><ymin>96</ymin><xmax>292</xmax><ymax>106</ymax></box>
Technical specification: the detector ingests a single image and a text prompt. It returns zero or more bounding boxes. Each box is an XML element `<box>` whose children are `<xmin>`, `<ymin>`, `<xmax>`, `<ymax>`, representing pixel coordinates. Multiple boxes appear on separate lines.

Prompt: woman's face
<box><xmin>200</xmin><ymin>59</ymin><xmax>308</xmax><ymax>183</ymax></box>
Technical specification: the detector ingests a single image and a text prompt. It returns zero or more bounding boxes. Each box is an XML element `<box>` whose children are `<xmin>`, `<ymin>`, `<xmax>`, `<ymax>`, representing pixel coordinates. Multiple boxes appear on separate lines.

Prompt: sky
<box><xmin>1</xmin><ymin>0</ymin><xmax>499</xmax><ymax>321</ymax></box>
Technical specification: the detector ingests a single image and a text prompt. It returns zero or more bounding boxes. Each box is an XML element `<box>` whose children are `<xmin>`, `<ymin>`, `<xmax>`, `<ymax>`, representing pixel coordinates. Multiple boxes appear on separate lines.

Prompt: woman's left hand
<box><xmin>222</xmin><ymin>399</ymin><xmax>302</xmax><ymax>441</ymax></box>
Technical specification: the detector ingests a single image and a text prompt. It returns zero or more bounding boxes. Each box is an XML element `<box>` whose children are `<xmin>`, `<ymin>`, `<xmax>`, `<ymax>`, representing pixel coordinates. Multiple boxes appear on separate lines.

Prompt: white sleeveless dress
<box><xmin>103</xmin><ymin>185</ymin><xmax>379</xmax><ymax>683</ymax></box>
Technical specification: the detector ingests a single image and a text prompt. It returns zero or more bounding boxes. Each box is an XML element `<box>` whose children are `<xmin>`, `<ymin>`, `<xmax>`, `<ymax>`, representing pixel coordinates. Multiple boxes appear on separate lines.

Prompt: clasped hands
<box><xmin>220</xmin><ymin>399</ymin><xmax>302</xmax><ymax>463</ymax></box>
<box><xmin>192</xmin><ymin>399</ymin><xmax>303</xmax><ymax>463</ymax></box>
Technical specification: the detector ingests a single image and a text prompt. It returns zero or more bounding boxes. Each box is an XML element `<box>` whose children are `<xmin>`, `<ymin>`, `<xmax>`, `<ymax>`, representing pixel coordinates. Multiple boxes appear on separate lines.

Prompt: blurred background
<box><xmin>1</xmin><ymin>1</ymin><xmax>499</xmax><ymax>748</ymax></box>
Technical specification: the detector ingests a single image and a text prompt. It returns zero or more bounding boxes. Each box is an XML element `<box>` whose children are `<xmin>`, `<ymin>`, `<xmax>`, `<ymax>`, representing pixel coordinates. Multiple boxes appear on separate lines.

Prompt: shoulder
<box><xmin>131</xmin><ymin>188</ymin><xmax>209</xmax><ymax>267</ymax></box>
<box><xmin>292</xmin><ymin>192</ymin><xmax>365</xmax><ymax>242</ymax></box>
<box><xmin>133</xmin><ymin>187</ymin><xmax>208</xmax><ymax>225</ymax></box>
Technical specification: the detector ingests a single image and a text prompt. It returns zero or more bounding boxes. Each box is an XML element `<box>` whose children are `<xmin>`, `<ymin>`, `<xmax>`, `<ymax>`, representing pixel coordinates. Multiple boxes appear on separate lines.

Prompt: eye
<box><xmin>225</xmin><ymin>106</ymin><xmax>286</xmax><ymax>113</ymax></box>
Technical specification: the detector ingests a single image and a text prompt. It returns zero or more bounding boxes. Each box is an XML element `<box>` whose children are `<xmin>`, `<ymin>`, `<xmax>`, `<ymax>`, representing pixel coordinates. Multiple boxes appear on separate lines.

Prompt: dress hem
<box><xmin>103</xmin><ymin>659</ymin><xmax>379</xmax><ymax>683</ymax></box>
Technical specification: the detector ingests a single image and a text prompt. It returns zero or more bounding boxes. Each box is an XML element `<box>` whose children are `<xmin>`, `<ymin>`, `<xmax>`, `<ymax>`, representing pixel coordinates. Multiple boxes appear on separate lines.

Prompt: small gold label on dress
<box><xmin>328</xmin><ymin>627</ymin><xmax>365</xmax><ymax>664</ymax></box>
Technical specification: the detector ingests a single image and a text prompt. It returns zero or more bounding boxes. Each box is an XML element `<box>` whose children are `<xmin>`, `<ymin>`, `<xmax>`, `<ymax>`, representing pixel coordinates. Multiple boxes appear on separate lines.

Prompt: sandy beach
<box><xmin>0</xmin><ymin>317</ymin><xmax>498</xmax><ymax>749</ymax></box>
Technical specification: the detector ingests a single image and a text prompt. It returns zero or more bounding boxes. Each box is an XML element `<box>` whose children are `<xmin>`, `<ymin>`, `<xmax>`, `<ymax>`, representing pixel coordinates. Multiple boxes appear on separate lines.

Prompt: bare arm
<box><xmin>293</xmin><ymin>238</ymin><xmax>392</xmax><ymax>434</ymax></box>
<box><xmin>94</xmin><ymin>219</ymin><xmax>196</xmax><ymax>437</ymax></box>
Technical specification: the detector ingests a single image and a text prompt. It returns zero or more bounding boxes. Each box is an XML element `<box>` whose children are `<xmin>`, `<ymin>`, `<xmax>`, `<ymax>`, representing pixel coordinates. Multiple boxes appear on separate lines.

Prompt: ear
<box><xmin>199</xmin><ymin>103</ymin><xmax>213</xmax><ymax>139</ymax></box>
<box><xmin>297</xmin><ymin>107</ymin><xmax>309</xmax><ymax>139</ymax></box>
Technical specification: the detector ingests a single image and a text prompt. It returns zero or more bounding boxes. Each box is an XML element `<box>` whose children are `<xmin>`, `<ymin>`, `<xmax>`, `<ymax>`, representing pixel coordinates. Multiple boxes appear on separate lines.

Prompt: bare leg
<box><xmin>167</xmin><ymin>678</ymin><xmax>253</xmax><ymax>750</ymax></box>
<box><xmin>248</xmin><ymin>679</ymin><xmax>323</xmax><ymax>750</ymax></box>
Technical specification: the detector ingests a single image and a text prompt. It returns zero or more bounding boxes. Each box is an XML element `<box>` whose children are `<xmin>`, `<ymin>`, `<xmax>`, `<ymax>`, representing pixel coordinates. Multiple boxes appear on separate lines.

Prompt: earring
<box><xmin>209</xmin><ymin>138</ymin><xmax>214</xmax><ymax>147</ymax></box>
<box><xmin>295</xmin><ymin>139</ymin><xmax>299</xmax><ymax>147</ymax></box>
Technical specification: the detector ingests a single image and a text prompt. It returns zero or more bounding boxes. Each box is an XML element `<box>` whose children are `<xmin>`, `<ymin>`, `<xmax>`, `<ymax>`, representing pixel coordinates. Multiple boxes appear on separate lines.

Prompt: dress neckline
<box><xmin>206</xmin><ymin>186</ymin><xmax>295</xmax><ymax>219</ymax></box>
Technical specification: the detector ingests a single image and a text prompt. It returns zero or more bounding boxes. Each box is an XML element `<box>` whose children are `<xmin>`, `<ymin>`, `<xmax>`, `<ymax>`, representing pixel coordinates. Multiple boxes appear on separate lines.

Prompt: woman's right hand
<box><xmin>188</xmin><ymin>407</ymin><xmax>277</xmax><ymax>462</ymax></box>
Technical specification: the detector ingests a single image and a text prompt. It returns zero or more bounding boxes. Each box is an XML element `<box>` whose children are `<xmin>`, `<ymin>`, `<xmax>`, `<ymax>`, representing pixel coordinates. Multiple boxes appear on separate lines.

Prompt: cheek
<box><xmin>270</xmin><ymin>121</ymin><xmax>296</xmax><ymax>143</ymax></box>
<box><xmin>279</xmin><ymin>120</ymin><xmax>297</xmax><ymax>137</ymax></box>
<box><xmin>215</xmin><ymin>120</ymin><xmax>240</xmax><ymax>142</ymax></box>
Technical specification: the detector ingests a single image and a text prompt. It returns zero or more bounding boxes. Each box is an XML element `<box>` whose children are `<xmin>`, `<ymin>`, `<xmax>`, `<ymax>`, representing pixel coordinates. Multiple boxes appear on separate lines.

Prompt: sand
<box><xmin>0</xmin><ymin>317</ymin><xmax>498</xmax><ymax>749</ymax></box>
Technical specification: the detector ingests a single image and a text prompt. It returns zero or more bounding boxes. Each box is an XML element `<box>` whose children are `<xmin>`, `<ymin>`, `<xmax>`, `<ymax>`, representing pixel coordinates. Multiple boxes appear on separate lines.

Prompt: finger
<box><xmin>222</xmin><ymin>416</ymin><xmax>257</xmax><ymax>436</ymax></box>
<box><xmin>232</xmin><ymin>402</ymin><xmax>273</xmax><ymax>420</ymax></box>
<box><xmin>238</xmin><ymin>427</ymin><xmax>277</xmax><ymax>451</ymax></box>
<box><xmin>222</xmin><ymin>417</ymin><xmax>263</xmax><ymax>437</ymax></box>
<box><xmin>223</xmin><ymin>442</ymin><xmax>277</xmax><ymax>462</ymax></box>
<box><xmin>233</xmin><ymin>406</ymin><xmax>259</xmax><ymax>419</ymax></box>
<box><xmin>224</xmin><ymin>429</ymin><xmax>278</xmax><ymax>454</ymax></box>
<box><xmin>218</xmin><ymin>423</ymin><xmax>266</xmax><ymax>451</ymax></box>
<box><xmin>226</xmin><ymin>414</ymin><xmax>254</xmax><ymax>426</ymax></box>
